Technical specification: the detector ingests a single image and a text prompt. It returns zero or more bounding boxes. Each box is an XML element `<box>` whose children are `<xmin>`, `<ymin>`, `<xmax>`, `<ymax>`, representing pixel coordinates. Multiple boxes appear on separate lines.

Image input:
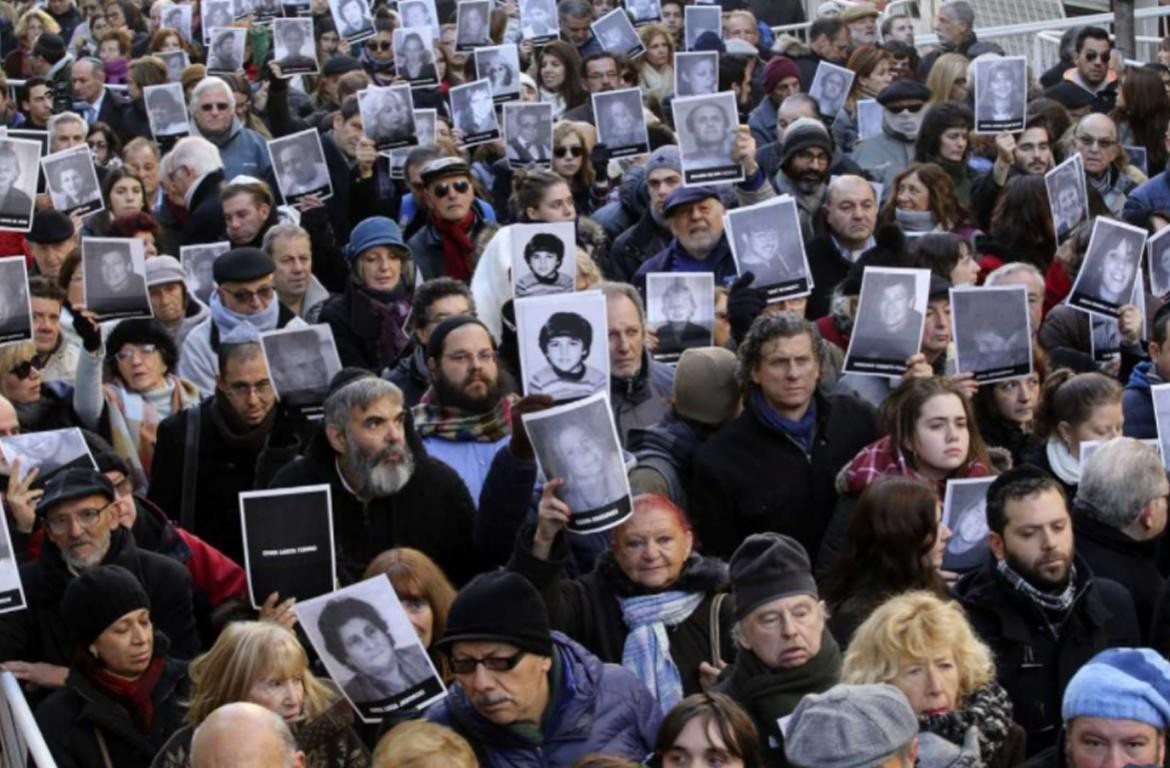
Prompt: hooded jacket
<box><xmin>425</xmin><ymin>631</ymin><xmax>661</xmax><ymax>767</ymax></box>
<box><xmin>609</xmin><ymin>350</ymin><xmax>675</xmax><ymax>447</ymax></box>
<box><xmin>609</xmin><ymin>209</ymin><xmax>672</xmax><ymax>285</ymax></box>
<box><xmin>190</xmin><ymin>114</ymin><xmax>272</xmax><ymax>182</ymax></box>
<box><xmin>627</xmin><ymin>414</ymin><xmax>705</xmax><ymax>507</ymax></box>
<box><xmin>1123</xmin><ymin>360</ymin><xmax>1163</xmax><ymax>439</ymax></box>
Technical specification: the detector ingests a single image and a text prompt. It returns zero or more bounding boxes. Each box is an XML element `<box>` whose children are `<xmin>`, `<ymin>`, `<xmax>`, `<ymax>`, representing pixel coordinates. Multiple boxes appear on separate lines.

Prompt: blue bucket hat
<box><xmin>344</xmin><ymin>216</ymin><xmax>409</xmax><ymax>262</ymax></box>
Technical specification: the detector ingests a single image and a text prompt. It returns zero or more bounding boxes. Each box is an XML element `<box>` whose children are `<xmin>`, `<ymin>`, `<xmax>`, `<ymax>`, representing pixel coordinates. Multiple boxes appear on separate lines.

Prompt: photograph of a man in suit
<box><xmin>0</xmin><ymin>144</ymin><xmax>32</xmax><ymax>218</ymax></box>
<box><xmin>851</xmin><ymin>275</ymin><xmax>923</xmax><ymax>361</ymax></box>
<box><xmin>89</xmin><ymin>245</ymin><xmax>148</xmax><ymax>313</ymax></box>
<box><xmin>507</xmin><ymin>109</ymin><xmax>549</xmax><ymax>164</ymax></box>
<box><xmin>655</xmin><ymin>279</ymin><xmax>710</xmax><ymax>355</ymax></box>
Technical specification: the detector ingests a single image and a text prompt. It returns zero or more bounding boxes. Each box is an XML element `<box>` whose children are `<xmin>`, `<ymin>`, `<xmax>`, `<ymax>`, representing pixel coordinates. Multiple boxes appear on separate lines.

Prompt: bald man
<box><xmin>191</xmin><ymin>703</ymin><xmax>306</xmax><ymax>768</ymax></box>
<box><xmin>1072</xmin><ymin>113</ymin><xmax>1140</xmax><ymax>217</ymax></box>
<box><xmin>804</xmin><ymin>175</ymin><xmax>877</xmax><ymax>320</ymax></box>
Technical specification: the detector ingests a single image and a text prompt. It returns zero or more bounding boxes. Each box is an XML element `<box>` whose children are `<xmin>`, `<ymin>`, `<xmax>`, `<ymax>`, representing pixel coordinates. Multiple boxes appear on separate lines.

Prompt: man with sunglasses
<box><xmin>189</xmin><ymin>76</ymin><xmax>272</xmax><ymax>183</ymax></box>
<box><xmin>179</xmin><ymin>246</ymin><xmax>306</xmax><ymax>396</ymax></box>
<box><xmin>1065</xmin><ymin>27</ymin><xmax>1117</xmax><ymax>114</ymax></box>
<box><xmin>0</xmin><ymin>467</ymin><xmax>198</xmax><ymax>690</ymax></box>
<box><xmin>1072</xmin><ymin>113</ymin><xmax>1139</xmax><ymax>218</ymax></box>
<box><xmin>407</xmin><ymin>157</ymin><xmax>491</xmax><ymax>281</ymax></box>
<box><xmin>426</xmin><ymin>571</ymin><xmax>659</xmax><ymax>765</ymax></box>
<box><xmin>852</xmin><ymin>78</ymin><xmax>931</xmax><ymax>196</ymax></box>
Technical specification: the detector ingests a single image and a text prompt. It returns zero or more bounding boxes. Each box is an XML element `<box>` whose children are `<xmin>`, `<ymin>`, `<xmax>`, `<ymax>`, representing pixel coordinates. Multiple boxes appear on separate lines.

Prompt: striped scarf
<box><xmin>412</xmin><ymin>393</ymin><xmax>515</xmax><ymax>442</ymax></box>
<box><xmin>104</xmin><ymin>375</ymin><xmax>202</xmax><ymax>492</ymax></box>
<box><xmin>618</xmin><ymin>591</ymin><xmax>705</xmax><ymax>713</ymax></box>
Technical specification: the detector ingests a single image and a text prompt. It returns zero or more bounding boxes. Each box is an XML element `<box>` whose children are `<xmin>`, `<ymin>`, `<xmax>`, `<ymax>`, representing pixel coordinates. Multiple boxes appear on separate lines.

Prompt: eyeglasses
<box><xmin>431</xmin><ymin>180</ymin><xmax>471</xmax><ymax>197</ymax></box>
<box><xmin>1082</xmin><ymin>49</ymin><xmax>1110</xmax><ymax>62</ymax></box>
<box><xmin>365</xmin><ymin>40</ymin><xmax>392</xmax><ymax>51</ymax></box>
<box><xmin>221</xmin><ymin>285</ymin><xmax>276</xmax><ymax>304</ymax></box>
<box><xmin>443</xmin><ymin>349</ymin><xmax>497</xmax><ymax>366</ymax></box>
<box><xmin>7</xmin><ymin>360</ymin><xmax>36</xmax><ymax>379</ymax></box>
<box><xmin>114</xmin><ymin>344</ymin><xmax>158</xmax><ymax>362</ymax></box>
<box><xmin>586</xmin><ymin>69</ymin><xmax>619</xmax><ymax>81</ymax></box>
<box><xmin>44</xmin><ymin>501</ymin><xmax>114</xmax><ymax>536</ymax></box>
<box><xmin>87</xmin><ymin>140</ymin><xmax>108</xmax><ymax>151</ymax></box>
<box><xmin>887</xmin><ymin>103</ymin><xmax>924</xmax><ymax>114</ymax></box>
<box><xmin>1075</xmin><ymin>134</ymin><xmax>1117</xmax><ymax>149</ymax></box>
<box><xmin>451</xmin><ymin>650</ymin><xmax>526</xmax><ymax>675</ymax></box>
<box><xmin>200</xmin><ymin>102</ymin><xmax>232</xmax><ymax>112</ymax></box>
<box><xmin>554</xmin><ymin>145</ymin><xmax>584</xmax><ymax>158</ymax></box>
<box><xmin>227</xmin><ymin>380</ymin><xmax>273</xmax><ymax>397</ymax></box>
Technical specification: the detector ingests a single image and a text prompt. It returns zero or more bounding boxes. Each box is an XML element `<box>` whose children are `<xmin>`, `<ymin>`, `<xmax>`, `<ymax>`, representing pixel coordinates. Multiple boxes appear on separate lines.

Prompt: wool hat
<box><xmin>106</xmin><ymin>317</ymin><xmax>180</xmax><ymax>373</ymax></box>
<box><xmin>816</xmin><ymin>1</ymin><xmax>843</xmax><ymax>15</ymax></box>
<box><xmin>39</xmin><ymin>467</ymin><xmax>116</xmax><ymax>517</ymax></box>
<box><xmin>32</xmin><ymin>33</ymin><xmax>66</xmax><ymax>62</ymax></box>
<box><xmin>785</xmin><ymin>684</ymin><xmax>919</xmax><ymax>768</ymax></box>
<box><xmin>1062</xmin><ymin>648</ymin><xmax>1170</xmax><ymax>730</ymax></box>
<box><xmin>663</xmin><ymin>185</ymin><xmax>721</xmax><ymax>218</ymax></box>
<box><xmin>780</xmin><ymin>117</ymin><xmax>833</xmax><ymax>167</ymax></box>
<box><xmin>729</xmin><ymin>532</ymin><xmax>818</xmax><ymax>620</ymax></box>
<box><xmin>321</xmin><ymin>54</ymin><xmax>361</xmax><ymax>77</ymax></box>
<box><xmin>693</xmin><ymin>30</ymin><xmax>725</xmax><ymax>53</ymax></box>
<box><xmin>420</xmin><ymin>157</ymin><xmax>472</xmax><ymax>187</ymax></box>
<box><xmin>644</xmin><ymin>145</ymin><xmax>682</xmax><ymax>177</ymax></box>
<box><xmin>426</xmin><ymin>315</ymin><xmax>492</xmax><ymax>362</ymax></box>
<box><xmin>840</xmin><ymin>3</ymin><xmax>879</xmax><ymax>22</ymax></box>
<box><xmin>343</xmin><ymin>216</ymin><xmax>408</xmax><ymax>262</ymax></box>
<box><xmin>876</xmin><ymin>78</ymin><xmax>932</xmax><ymax>106</ymax></box>
<box><xmin>61</xmin><ymin>565</ymin><xmax>151</xmax><ymax>650</ymax></box>
<box><xmin>435</xmin><ymin>571</ymin><xmax>554</xmax><ymax>657</ymax></box>
<box><xmin>27</xmin><ymin>209</ymin><xmax>74</xmax><ymax>244</ymax></box>
<box><xmin>145</xmin><ymin>255</ymin><xmax>187</xmax><ymax>287</ymax></box>
<box><xmin>674</xmin><ymin>347</ymin><xmax>739</xmax><ymax>427</ymax></box>
<box><xmin>213</xmin><ymin>247</ymin><xmax>274</xmax><ymax>285</ymax></box>
<box><xmin>763</xmin><ymin>56</ymin><xmax>801</xmax><ymax>95</ymax></box>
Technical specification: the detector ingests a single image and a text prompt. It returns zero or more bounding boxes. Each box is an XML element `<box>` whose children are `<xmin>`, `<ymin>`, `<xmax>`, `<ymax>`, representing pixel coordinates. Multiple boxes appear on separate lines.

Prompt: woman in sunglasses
<box><xmin>359</xmin><ymin>19</ymin><xmax>396</xmax><ymax>86</ymax></box>
<box><xmin>0</xmin><ymin>341</ymin><xmax>78</xmax><ymax>432</ymax></box>
<box><xmin>551</xmin><ymin>121</ymin><xmax>602</xmax><ymax>216</ymax></box>
<box><xmin>534</xmin><ymin>40</ymin><xmax>587</xmax><ymax>118</ymax></box>
<box><xmin>72</xmin><ymin>316</ymin><xmax>201</xmax><ymax>492</ymax></box>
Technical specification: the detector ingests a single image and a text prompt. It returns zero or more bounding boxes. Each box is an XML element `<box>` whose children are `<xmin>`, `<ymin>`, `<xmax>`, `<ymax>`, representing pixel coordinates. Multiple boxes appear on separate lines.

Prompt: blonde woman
<box><xmin>638</xmin><ymin>23</ymin><xmax>674</xmax><ymax>103</ymax></box>
<box><xmin>0</xmin><ymin>340</ymin><xmax>78</xmax><ymax>432</ymax></box>
<box><xmin>842</xmin><ymin>592</ymin><xmax>1024</xmax><ymax>768</ymax></box>
<box><xmin>925</xmin><ymin>53</ymin><xmax>970</xmax><ymax>105</ymax></box>
<box><xmin>5</xmin><ymin>8</ymin><xmax>59</xmax><ymax>77</ymax></box>
<box><xmin>372</xmin><ymin>721</ymin><xmax>477</xmax><ymax>768</ymax></box>
<box><xmin>151</xmin><ymin>621</ymin><xmax>370</xmax><ymax>768</ymax></box>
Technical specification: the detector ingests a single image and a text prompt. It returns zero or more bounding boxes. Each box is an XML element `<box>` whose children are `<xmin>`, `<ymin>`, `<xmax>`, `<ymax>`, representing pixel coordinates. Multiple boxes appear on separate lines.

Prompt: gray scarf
<box><xmin>996</xmin><ymin>558</ymin><xmax>1078</xmax><ymax>615</ymax></box>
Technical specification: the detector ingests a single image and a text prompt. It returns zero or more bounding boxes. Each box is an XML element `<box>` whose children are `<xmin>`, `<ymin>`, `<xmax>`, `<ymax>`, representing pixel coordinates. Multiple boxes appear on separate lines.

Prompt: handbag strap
<box><xmin>94</xmin><ymin>725</ymin><xmax>114</xmax><ymax>768</ymax></box>
<box><xmin>179</xmin><ymin>402</ymin><xmax>201</xmax><ymax>531</ymax></box>
<box><xmin>709</xmin><ymin>592</ymin><xmax>728</xmax><ymax>667</ymax></box>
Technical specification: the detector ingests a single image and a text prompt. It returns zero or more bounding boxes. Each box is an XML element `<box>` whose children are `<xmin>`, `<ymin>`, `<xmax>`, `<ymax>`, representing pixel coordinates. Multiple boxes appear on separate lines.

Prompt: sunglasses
<box><xmin>365</xmin><ymin>40</ymin><xmax>392</xmax><ymax>51</ymax></box>
<box><xmin>431</xmin><ymin>179</ymin><xmax>471</xmax><ymax>197</ymax></box>
<box><xmin>887</xmin><ymin>103</ymin><xmax>924</xmax><ymax>114</ymax></box>
<box><xmin>7</xmin><ymin>360</ymin><xmax>35</xmax><ymax>379</ymax></box>
<box><xmin>451</xmin><ymin>650</ymin><xmax>527</xmax><ymax>675</ymax></box>
<box><xmin>222</xmin><ymin>285</ymin><xmax>276</xmax><ymax>304</ymax></box>
<box><xmin>200</xmin><ymin>102</ymin><xmax>232</xmax><ymax>112</ymax></box>
<box><xmin>1082</xmin><ymin>49</ymin><xmax>1110</xmax><ymax>62</ymax></box>
<box><xmin>554</xmin><ymin>145</ymin><xmax>584</xmax><ymax>158</ymax></box>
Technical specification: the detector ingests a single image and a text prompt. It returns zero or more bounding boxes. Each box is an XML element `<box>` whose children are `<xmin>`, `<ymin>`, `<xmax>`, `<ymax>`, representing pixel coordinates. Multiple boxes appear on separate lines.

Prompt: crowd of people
<box><xmin>0</xmin><ymin>0</ymin><xmax>1170</xmax><ymax>765</ymax></box>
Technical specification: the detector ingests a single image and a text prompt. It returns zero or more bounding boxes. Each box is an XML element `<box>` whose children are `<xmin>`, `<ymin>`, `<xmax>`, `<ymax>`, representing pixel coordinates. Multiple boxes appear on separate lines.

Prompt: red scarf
<box><xmin>87</xmin><ymin>656</ymin><xmax>167</xmax><ymax>731</ymax></box>
<box><xmin>431</xmin><ymin>209</ymin><xmax>476</xmax><ymax>281</ymax></box>
<box><xmin>840</xmin><ymin>435</ymin><xmax>990</xmax><ymax>499</ymax></box>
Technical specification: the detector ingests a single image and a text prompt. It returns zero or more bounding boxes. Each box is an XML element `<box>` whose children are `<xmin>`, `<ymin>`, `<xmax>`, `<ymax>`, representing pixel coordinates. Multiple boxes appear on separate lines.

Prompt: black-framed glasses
<box><xmin>1075</xmin><ymin>134</ymin><xmax>1117</xmax><ymax>149</ymax></box>
<box><xmin>7</xmin><ymin>360</ymin><xmax>35</xmax><ymax>379</ymax></box>
<box><xmin>431</xmin><ymin>180</ymin><xmax>471</xmax><ymax>197</ymax></box>
<box><xmin>1082</xmin><ymin>49</ymin><xmax>1110</xmax><ymax>62</ymax></box>
<box><xmin>221</xmin><ymin>285</ymin><xmax>276</xmax><ymax>304</ymax></box>
<box><xmin>554</xmin><ymin>145</ymin><xmax>584</xmax><ymax>158</ymax></box>
<box><xmin>87</xmin><ymin>140</ymin><xmax>108</xmax><ymax>151</ymax></box>
<box><xmin>365</xmin><ymin>40</ymin><xmax>392</xmax><ymax>51</ymax></box>
<box><xmin>450</xmin><ymin>650</ymin><xmax>526</xmax><ymax>675</ymax></box>
<box><xmin>44</xmin><ymin>500</ymin><xmax>115</xmax><ymax>536</ymax></box>
<box><xmin>887</xmin><ymin>103</ymin><xmax>924</xmax><ymax>114</ymax></box>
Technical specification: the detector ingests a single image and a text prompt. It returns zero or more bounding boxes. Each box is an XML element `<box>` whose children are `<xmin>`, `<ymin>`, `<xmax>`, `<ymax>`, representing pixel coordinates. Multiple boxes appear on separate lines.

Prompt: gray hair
<box><xmin>75</xmin><ymin>56</ymin><xmax>105</xmax><ymax>79</ymax></box>
<box><xmin>984</xmin><ymin>261</ymin><xmax>1044</xmax><ymax>288</ymax></box>
<box><xmin>190</xmin><ymin>76</ymin><xmax>234</xmax><ymax>112</ymax></box>
<box><xmin>262</xmin><ymin>222</ymin><xmax>311</xmax><ymax>257</ymax></box>
<box><xmin>558</xmin><ymin>0</ymin><xmax>591</xmax><ymax>20</ymax></box>
<box><xmin>779</xmin><ymin>93</ymin><xmax>818</xmax><ymax>114</ymax></box>
<box><xmin>1078</xmin><ymin>437</ymin><xmax>1169</xmax><ymax>530</ymax></box>
<box><xmin>942</xmin><ymin>0</ymin><xmax>974</xmax><ymax>27</ymax></box>
<box><xmin>595</xmin><ymin>280</ymin><xmax>646</xmax><ymax>326</ymax></box>
<box><xmin>169</xmin><ymin>136</ymin><xmax>223</xmax><ymax>178</ymax></box>
<box><xmin>48</xmin><ymin>112</ymin><xmax>86</xmax><ymax>141</ymax></box>
<box><xmin>323</xmin><ymin>377</ymin><xmax>403</xmax><ymax>435</ymax></box>
<box><xmin>736</xmin><ymin>312</ymin><xmax>822</xmax><ymax>391</ymax></box>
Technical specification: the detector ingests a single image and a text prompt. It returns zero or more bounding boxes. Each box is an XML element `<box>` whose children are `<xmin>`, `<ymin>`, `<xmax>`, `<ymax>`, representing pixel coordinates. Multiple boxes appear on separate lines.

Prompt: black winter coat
<box><xmin>179</xmin><ymin>170</ymin><xmax>227</xmax><ymax>247</ymax></box>
<box><xmin>1072</xmin><ymin>508</ymin><xmax>1163</xmax><ymax>642</ymax></box>
<box><xmin>804</xmin><ymin>236</ymin><xmax>854</xmax><ymax>322</ymax></box>
<box><xmin>508</xmin><ymin>524</ymin><xmax>734</xmax><ymax>697</ymax></box>
<box><xmin>688</xmin><ymin>391</ymin><xmax>878</xmax><ymax>560</ymax></box>
<box><xmin>36</xmin><ymin>656</ymin><xmax>188</xmax><ymax>768</ymax></box>
<box><xmin>0</xmin><ymin>528</ymin><xmax>199</xmax><ymax>667</ymax></box>
<box><xmin>318</xmin><ymin>281</ymin><xmax>411</xmax><ymax>374</ymax></box>
<box><xmin>954</xmin><ymin>555</ymin><xmax>1140</xmax><ymax>756</ymax></box>
<box><xmin>269</xmin><ymin>417</ymin><xmax>484</xmax><ymax>586</ymax></box>
<box><xmin>608</xmin><ymin>211</ymin><xmax>671</xmax><ymax>284</ymax></box>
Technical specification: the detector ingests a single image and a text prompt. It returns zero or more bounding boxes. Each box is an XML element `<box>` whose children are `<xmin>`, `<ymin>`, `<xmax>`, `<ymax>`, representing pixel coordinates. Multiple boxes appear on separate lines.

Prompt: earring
<box><xmin>89</xmin><ymin>645</ymin><xmax>99</xmax><ymax>658</ymax></box>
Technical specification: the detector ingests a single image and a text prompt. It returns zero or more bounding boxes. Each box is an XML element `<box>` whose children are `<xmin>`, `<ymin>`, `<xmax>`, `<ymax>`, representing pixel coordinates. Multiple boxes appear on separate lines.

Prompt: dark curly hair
<box><xmin>317</xmin><ymin>597</ymin><xmax>392</xmax><ymax>670</ymax></box>
<box><xmin>105</xmin><ymin>317</ymin><xmax>179</xmax><ymax>378</ymax></box>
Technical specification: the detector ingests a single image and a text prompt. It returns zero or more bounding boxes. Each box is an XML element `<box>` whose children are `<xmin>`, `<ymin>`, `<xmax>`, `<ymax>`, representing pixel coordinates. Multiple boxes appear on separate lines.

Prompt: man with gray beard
<box><xmin>0</xmin><ymin>468</ymin><xmax>198</xmax><ymax>687</ymax></box>
<box><xmin>269</xmin><ymin>375</ymin><xmax>484</xmax><ymax>584</ymax></box>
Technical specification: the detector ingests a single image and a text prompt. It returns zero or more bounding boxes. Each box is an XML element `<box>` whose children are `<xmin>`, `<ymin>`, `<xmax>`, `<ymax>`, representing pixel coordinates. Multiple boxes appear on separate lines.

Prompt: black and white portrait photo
<box><xmin>0</xmin><ymin>138</ymin><xmax>39</xmax><ymax>231</ymax></box>
<box><xmin>41</xmin><ymin>146</ymin><xmax>102</xmax><ymax>217</ymax></box>
<box><xmin>844</xmin><ymin>267</ymin><xmax>930</xmax><ymax>376</ymax></box>
<box><xmin>683</xmin><ymin>5</ymin><xmax>719</xmax><ymax>51</ymax></box>
<box><xmin>82</xmin><ymin>237</ymin><xmax>151</xmax><ymax>321</ymax></box>
<box><xmin>726</xmin><ymin>196</ymin><xmax>812</xmax><ymax>301</ymax></box>
<box><xmin>450</xmin><ymin>79</ymin><xmax>501</xmax><ymax>146</ymax></box>
<box><xmin>180</xmin><ymin>242</ymin><xmax>229</xmax><ymax>305</ymax></box>
<box><xmin>158</xmin><ymin>50</ymin><xmax>189</xmax><ymax>83</ymax></box>
<box><xmin>592</xmin><ymin>8</ymin><xmax>644</xmax><ymax>58</ymax></box>
<box><xmin>0</xmin><ymin>257</ymin><xmax>32</xmax><ymax>344</ymax></box>
<box><xmin>646</xmin><ymin>272</ymin><xmax>713</xmax><ymax>363</ymax></box>
<box><xmin>0</xmin><ymin>428</ymin><xmax>96</xmax><ymax>484</ymax></box>
<box><xmin>511</xmin><ymin>221</ymin><xmax>576</xmax><ymax>297</ymax></box>
<box><xmin>941</xmin><ymin>477</ymin><xmax>996</xmax><ymax>572</ymax></box>
<box><xmin>519</xmin><ymin>0</ymin><xmax>558</xmax><ymax>43</ymax></box>
<box><xmin>395</xmin><ymin>27</ymin><xmax>438</xmax><ymax>86</ymax></box>
<box><xmin>973</xmin><ymin>55</ymin><xmax>1027</xmax><ymax>134</ymax></box>
<box><xmin>456</xmin><ymin>0</ymin><xmax>493</xmax><ymax>49</ymax></box>
<box><xmin>1126</xmin><ymin>144</ymin><xmax>1148</xmax><ymax>176</ymax></box>
<box><xmin>162</xmin><ymin>3</ymin><xmax>193</xmax><ymax>43</ymax></box>
<box><xmin>516</xmin><ymin>290</ymin><xmax>609</xmax><ymax>401</ymax></box>
<box><xmin>330</xmin><ymin>0</ymin><xmax>375</xmax><ymax>42</ymax></box>
<box><xmin>358</xmin><ymin>85</ymin><xmax>418</xmax><ymax>151</ymax></box>
<box><xmin>1153</xmin><ymin>385</ymin><xmax>1170</xmax><ymax>472</ymax></box>
<box><xmin>672</xmin><ymin>92</ymin><xmax>742</xmax><ymax>185</ymax></box>
<box><xmin>398</xmin><ymin>0</ymin><xmax>440</xmax><ymax>39</ymax></box>
<box><xmin>389</xmin><ymin>110</ymin><xmax>435</xmax><ymax>179</ymax></box>
<box><xmin>202</xmin><ymin>0</ymin><xmax>233</xmax><ymax>41</ymax></box>
<box><xmin>474</xmin><ymin>44</ymin><xmax>521</xmax><ymax>103</ymax></box>
<box><xmin>143</xmin><ymin>83</ymin><xmax>189</xmax><ymax>140</ymax></box>
<box><xmin>626</xmin><ymin>0</ymin><xmax>661</xmax><ymax>26</ymax></box>
<box><xmin>951</xmin><ymin>285</ymin><xmax>1033</xmax><ymax>383</ymax></box>
<box><xmin>1091</xmin><ymin>314</ymin><xmax>1121</xmax><ymax>363</ymax></box>
<box><xmin>1149</xmin><ymin>226</ymin><xmax>1170</xmax><ymax>298</ymax></box>
<box><xmin>294</xmin><ymin>576</ymin><xmax>446</xmax><ymax>722</ymax></box>
<box><xmin>1045</xmin><ymin>154</ymin><xmax>1087</xmax><ymax>242</ymax></box>
<box><xmin>0</xmin><ymin>509</ymin><xmax>26</xmax><ymax>614</ymax></box>
<box><xmin>504</xmin><ymin>102</ymin><xmax>553</xmax><ymax>168</ymax></box>
<box><xmin>260</xmin><ymin>324</ymin><xmax>343</xmax><ymax>407</ymax></box>
<box><xmin>206</xmin><ymin>27</ymin><xmax>246</xmax><ymax>73</ymax></box>
<box><xmin>239</xmin><ymin>484</ymin><xmax>336</xmax><ymax>609</ymax></box>
<box><xmin>857</xmin><ymin>98</ymin><xmax>882</xmax><ymax>141</ymax></box>
<box><xmin>1068</xmin><ymin>217</ymin><xmax>1147</xmax><ymax>318</ymax></box>
<box><xmin>592</xmin><ymin>88</ymin><xmax>649</xmax><ymax>159</ymax></box>
<box><xmin>809</xmin><ymin>61</ymin><xmax>854</xmax><ymax>120</ymax></box>
<box><xmin>674</xmin><ymin>51</ymin><xmax>718</xmax><ymax>97</ymax></box>
<box><xmin>521</xmin><ymin>391</ymin><xmax>633</xmax><ymax>534</ymax></box>
<box><xmin>268</xmin><ymin>128</ymin><xmax>333</xmax><ymax>204</ymax></box>
<box><xmin>273</xmin><ymin>17</ymin><xmax>319</xmax><ymax>75</ymax></box>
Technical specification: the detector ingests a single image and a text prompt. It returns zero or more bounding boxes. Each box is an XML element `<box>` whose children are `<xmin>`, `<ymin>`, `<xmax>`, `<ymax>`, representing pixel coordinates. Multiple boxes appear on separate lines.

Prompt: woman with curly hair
<box><xmin>878</xmin><ymin>162</ymin><xmax>973</xmax><ymax>235</ymax></box>
<box><xmin>5</xmin><ymin>9</ymin><xmax>59</xmax><ymax>77</ymax></box>
<box><xmin>843</xmin><ymin>592</ymin><xmax>1025</xmax><ymax>768</ymax></box>
<box><xmin>535</xmin><ymin>40</ymin><xmax>587</xmax><ymax>117</ymax></box>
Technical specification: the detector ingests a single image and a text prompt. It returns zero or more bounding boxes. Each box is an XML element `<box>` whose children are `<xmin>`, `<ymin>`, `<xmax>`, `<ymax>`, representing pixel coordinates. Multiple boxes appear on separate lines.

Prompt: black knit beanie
<box><xmin>729</xmin><ymin>533</ymin><xmax>818</xmax><ymax>621</ymax></box>
<box><xmin>435</xmin><ymin>571</ymin><xmax>554</xmax><ymax>657</ymax></box>
<box><xmin>426</xmin><ymin>315</ymin><xmax>493</xmax><ymax>364</ymax></box>
<box><xmin>61</xmin><ymin>564</ymin><xmax>151</xmax><ymax>650</ymax></box>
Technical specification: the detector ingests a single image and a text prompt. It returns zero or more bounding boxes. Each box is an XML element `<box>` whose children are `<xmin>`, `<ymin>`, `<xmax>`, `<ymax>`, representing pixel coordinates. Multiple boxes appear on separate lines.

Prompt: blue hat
<box><xmin>663</xmin><ymin>185</ymin><xmax>721</xmax><ymax>218</ymax></box>
<box><xmin>1063</xmin><ymin>648</ymin><xmax>1170</xmax><ymax>730</ymax></box>
<box><xmin>344</xmin><ymin>216</ymin><xmax>409</xmax><ymax>262</ymax></box>
<box><xmin>693</xmin><ymin>30</ymin><xmax>725</xmax><ymax>53</ymax></box>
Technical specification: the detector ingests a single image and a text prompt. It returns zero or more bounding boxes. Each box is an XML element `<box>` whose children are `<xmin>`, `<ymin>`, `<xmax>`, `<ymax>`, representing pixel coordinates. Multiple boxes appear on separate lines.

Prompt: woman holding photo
<box><xmin>830</xmin><ymin>46</ymin><xmax>893</xmax><ymax>154</ymax></box>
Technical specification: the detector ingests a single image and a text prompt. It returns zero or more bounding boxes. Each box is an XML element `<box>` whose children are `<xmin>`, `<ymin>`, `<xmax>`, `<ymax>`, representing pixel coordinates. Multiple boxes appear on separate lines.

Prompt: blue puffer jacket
<box><xmin>1122</xmin><ymin>360</ymin><xmax>1164</xmax><ymax>439</ymax></box>
<box><xmin>425</xmin><ymin>632</ymin><xmax>660</xmax><ymax>768</ymax></box>
<box><xmin>1123</xmin><ymin>170</ymin><xmax>1170</xmax><ymax>227</ymax></box>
